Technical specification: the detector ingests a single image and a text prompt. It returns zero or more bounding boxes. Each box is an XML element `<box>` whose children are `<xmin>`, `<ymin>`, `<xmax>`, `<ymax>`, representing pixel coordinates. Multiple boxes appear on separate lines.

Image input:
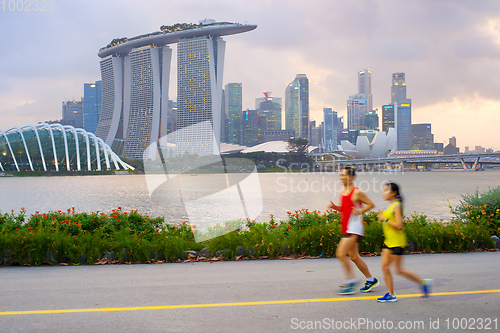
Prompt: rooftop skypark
<box><xmin>99</xmin><ymin>21</ymin><xmax>247</xmax><ymax>53</ymax></box>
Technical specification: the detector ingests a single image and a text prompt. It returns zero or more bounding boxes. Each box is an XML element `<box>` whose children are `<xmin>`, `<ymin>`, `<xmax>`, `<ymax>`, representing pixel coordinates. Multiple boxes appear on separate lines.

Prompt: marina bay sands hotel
<box><xmin>95</xmin><ymin>20</ymin><xmax>256</xmax><ymax>159</ymax></box>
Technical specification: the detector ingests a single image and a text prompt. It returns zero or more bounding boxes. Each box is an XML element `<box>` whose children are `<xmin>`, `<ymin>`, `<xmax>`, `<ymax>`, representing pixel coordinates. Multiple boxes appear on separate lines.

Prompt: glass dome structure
<box><xmin>0</xmin><ymin>124</ymin><xmax>133</xmax><ymax>172</ymax></box>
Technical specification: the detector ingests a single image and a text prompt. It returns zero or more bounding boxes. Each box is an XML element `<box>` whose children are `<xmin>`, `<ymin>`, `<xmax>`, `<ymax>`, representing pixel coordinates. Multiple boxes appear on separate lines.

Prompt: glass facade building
<box><xmin>62</xmin><ymin>99</ymin><xmax>84</xmax><ymax>128</ymax></box>
<box><xmin>395</xmin><ymin>101</ymin><xmax>412</xmax><ymax>150</ymax></box>
<box><xmin>285</xmin><ymin>74</ymin><xmax>309</xmax><ymax>140</ymax></box>
<box><xmin>0</xmin><ymin>124</ymin><xmax>132</xmax><ymax>172</ymax></box>
<box><xmin>347</xmin><ymin>94</ymin><xmax>367</xmax><ymax>130</ymax></box>
<box><xmin>358</xmin><ymin>69</ymin><xmax>372</xmax><ymax>112</ymax></box>
<box><xmin>83</xmin><ymin>81</ymin><xmax>102</xmax><ymax>134</ymax></box>
<box><xmin>176</xmin><ymin>36</ymin><xmax>225</xmax><ymax>156</ymax></box>
<box><xmin>225</xmin><ymin>83</ymin><xmax>242</xmax><ymax>145</ymax></box>
<box><xmin>382</xmin><ymin>104</ymin><xmax>395</xmax><ymax>132</ymax></box>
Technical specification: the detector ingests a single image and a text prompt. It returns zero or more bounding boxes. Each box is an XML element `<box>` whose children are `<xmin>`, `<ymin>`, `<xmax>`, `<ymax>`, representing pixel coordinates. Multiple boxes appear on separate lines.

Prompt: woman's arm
<box><xmin>327</xmin><ymin>200</ymin><xmax>341</xmax><ymax>211</ymax></box>
<box><xmin>386</xmin><ymin>204</ymin><xmax>403</xmax><ymax>230</ymax></box>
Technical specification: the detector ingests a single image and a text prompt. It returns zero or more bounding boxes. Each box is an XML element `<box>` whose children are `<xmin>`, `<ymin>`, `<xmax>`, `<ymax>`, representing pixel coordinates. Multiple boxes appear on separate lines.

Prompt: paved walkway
<box><xmin>0</xmin><ymin>251</ymin><xmax>498</xmax><ymax>332</ymax></box>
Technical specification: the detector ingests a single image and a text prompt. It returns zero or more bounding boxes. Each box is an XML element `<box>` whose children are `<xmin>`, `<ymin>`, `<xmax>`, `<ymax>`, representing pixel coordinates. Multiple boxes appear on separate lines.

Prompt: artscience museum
<box><xmin>340</xmin><ymin>128</ymin><xmax>397</xmax><ymax>158</ymax></box>
<box><xmin>0</xmin><ymin>124</ymin><xmax>133</xmax><ymax>172</ymax></box>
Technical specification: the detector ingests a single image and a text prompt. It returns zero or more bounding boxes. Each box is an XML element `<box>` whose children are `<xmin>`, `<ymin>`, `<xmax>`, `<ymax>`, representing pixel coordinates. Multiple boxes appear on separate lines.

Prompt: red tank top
<box><xmin>340</xmin><ymin>187</ymin><xmax>357</xmax><ymax>234</ymax></box>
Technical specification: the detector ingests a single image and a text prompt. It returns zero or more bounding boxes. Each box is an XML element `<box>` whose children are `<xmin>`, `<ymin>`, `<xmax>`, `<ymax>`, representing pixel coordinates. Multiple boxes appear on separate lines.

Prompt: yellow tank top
<box><xmin>382</xmin><ymin>202</ymin><xmax>407</xmax><ymax>248</ymax></box>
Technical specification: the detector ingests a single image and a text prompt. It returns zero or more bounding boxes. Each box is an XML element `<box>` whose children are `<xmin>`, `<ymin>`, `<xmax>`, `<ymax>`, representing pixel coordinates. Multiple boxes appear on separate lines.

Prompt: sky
<box><xmin>1</xmin><ymin>0</ymin><xmax>500</xmax><ymax>150</ymax></box>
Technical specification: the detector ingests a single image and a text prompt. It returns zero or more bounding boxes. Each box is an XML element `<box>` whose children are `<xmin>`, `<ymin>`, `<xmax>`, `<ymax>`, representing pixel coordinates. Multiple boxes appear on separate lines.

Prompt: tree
<box><xmin>287</xmin><ymin>138</ymin><xmax>309</xmax><ymax>154</ymax></box>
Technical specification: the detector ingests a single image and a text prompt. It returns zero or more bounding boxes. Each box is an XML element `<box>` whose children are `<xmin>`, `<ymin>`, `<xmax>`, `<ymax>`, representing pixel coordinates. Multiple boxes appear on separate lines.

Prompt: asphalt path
<box><xmin>0</xmin><ymin>251</ymin><xmax>499</xmax><ymax>333</ymax></box>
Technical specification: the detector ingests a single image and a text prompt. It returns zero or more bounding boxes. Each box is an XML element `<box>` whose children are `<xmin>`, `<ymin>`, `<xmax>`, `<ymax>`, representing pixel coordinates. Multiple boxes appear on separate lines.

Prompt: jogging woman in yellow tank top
<box><xmin>376</xmin><ymin>182</ymin><xmax>432</xmax><ymax>302</ymax></box>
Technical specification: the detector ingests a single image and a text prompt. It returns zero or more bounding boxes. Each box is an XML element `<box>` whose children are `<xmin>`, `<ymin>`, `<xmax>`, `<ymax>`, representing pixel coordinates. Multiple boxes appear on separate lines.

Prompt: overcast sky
<box><xmin>1</xmin><ymin>0</ymin><xmax>499</xmax><ymax>149</ymax></box>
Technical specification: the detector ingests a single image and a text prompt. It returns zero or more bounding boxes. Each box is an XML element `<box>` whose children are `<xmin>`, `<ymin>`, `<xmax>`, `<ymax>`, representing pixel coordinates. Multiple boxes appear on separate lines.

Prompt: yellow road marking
<box><xmin>0</xmin><ymin>289</ymin><xmax>499</xmax><ymax>316</ymax></box>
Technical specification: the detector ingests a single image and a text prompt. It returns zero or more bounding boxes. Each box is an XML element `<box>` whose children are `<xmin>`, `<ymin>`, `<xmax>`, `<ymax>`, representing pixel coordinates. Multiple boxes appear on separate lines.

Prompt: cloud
<box><xmin>0</xmin><ymin>0</ymin><xmax>499</xmax><ymax>149</ymax></box>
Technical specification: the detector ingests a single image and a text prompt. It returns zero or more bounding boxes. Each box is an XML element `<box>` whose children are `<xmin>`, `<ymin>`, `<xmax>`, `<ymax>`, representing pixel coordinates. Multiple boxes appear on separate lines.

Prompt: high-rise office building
<box><xmin>412</xmin><ymin>123</ymin><xmax>434</xmax><ymax>150</ymax></box>
<box><xmin>365</xmin><ymin>109</ymin><xmax>379</xmax><ymax>130</ymax></box>
<box><xmin>358</xmin><ymin>69</ymin><xmax>373</xmax><ymax>112</ymax></box>
<box><xmin>395</xmin><ymin>100</ymin><xmax>412</xmax><ymax>150</ymax></box>
<box><xmin>95</xmin><ymin>21</ymin><xmax>256</xmax><ymax>158</ymax></box>
<box><xmin>62</xmin><ymin>98</ymin><xmax>84</xmax><ymax>128</ymax></box>
<box><xmin>240</xmin><ymin>109</ymin><xmax>266</xmax><ymax>146</ymax></box>
<box><xmin>391</xmin><ymin>72</ymin><xmax>406</xmax><ymax>104</ymax></box>
<box><xmin>391</xmin><ymin>72</ymin><xmax>412</xmax><ymax>150</ymax></box>
<box><xmin>83</xmin><ymin>81</ymin><xmax>102</xmax><ymax>134</ymax></box>
<box><xmin>347</xmin><ymin>94</ymin><xmax>367</xmax><ymax>130</ymax></box>
<box><xmin>225</xmin><ymin>83</ymin><xmax>242</xmax><ymax>144</ymax></box>
<box><xmin>256</xmin><ymin>92</ymin><xmax>281</xmax><ymax>131</ymax></box>
<box><xmin>323</xmin><ymin>107</ymin><xmax>341</xmax><ymax>151</ymax></box>
<box><xmin>285</xmin><ymin>74</ymin><xmax>309</xmax><ymax>140</ymax></box>
<box><xmin>382</xmin><ymin>104</ymin><xmax>395</xmax><ymax>132</ymax></box>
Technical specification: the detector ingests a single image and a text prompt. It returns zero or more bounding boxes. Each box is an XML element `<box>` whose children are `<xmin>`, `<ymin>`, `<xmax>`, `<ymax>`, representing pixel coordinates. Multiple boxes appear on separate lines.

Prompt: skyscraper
<box><xmin>347</xmin><ymin>94</ymin><xmax>367</xmax><ymax>130</ymax></box>
<box><xmin>391</xmin><ymin>72</ymin><xmax>406</xmax><ymax>104</ymax></box>
<box><xmin>176</xmin><ymin>36</ymin><xmax>226</xmax><ymax>156</ymax></box>
<box><xmin>95</xmin><ymin>21</ymin><xmax>256</xmax><ymax>158</ymax></box>
<box><xmin>358</xmin><ymin>69</ymin><xmax>373</xmax><ymax>112</ymax></box>
<box><xmin>395</xmin><ymin>100</ymin><xmax>412</xmax><ymax>150</ymax></box>
<box><xmin>240</xmin><ymin>109</ymin><xmax>266</xmax><ymax>146</ymax></box>
<box><xmin>83</xmin><ymin>81</ymin><xmax>102</xmax><ymax>134</ymax></box>
<box><xmin>256</xmin><ymin>92</ymin><xmax>281</xmax><ymax>131</ymax></box>
<box><xmin>382</xmin><ymin>104</ymin><xmax>395</xmax><ymax>132</ymax></box>
<box><xmin>323</xmin><ymin>107</ymin><xmax>340</xmax><ymax>151</ymax></box>
<box><xmin>391</xmin><ymin>73</ymin><xmax>412</xmax><ymax>150</ymax></box>
<box><xmin>412</xmin><ymin>123</ymin><xmax>434</xmax><ymax>150</ymax></box>
<box><xmin>225</xmin><ymin>83</ymin><xmax>242</xmax><ymax>145</ymax></box>
<box><xmin>62</xmin><ymin>98</ymin><xmax>84</xmax><ymax>128</ymax></box>
<box><xmin>365</xmin><ymin>109</ymin><xmax>379</xmax><ymax>130</ymax></box>
<box><xmin>285</xmin><ymin>74</ymin><xmax>309</xmax><ymax>140</ymax></box>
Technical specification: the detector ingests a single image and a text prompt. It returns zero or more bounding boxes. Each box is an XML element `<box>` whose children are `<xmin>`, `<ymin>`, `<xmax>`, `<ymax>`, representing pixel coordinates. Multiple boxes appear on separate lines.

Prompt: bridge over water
<box><xmin>310</xmin><ymin>152</ymin><xmax>500</xmax><ymax>171</ymax></box>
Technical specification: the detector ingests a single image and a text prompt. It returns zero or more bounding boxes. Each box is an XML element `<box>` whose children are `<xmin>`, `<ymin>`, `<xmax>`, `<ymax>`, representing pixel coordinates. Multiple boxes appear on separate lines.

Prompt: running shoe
<box><xmin>421</xmin><ymin>279</ymin><xmax>433</xmax><ymax>297</ymax></box>
<box><xmin>360</xmin><ymin>278</ymin><xmax>379</xmax><ymax>292</ymax></box>
<box><xmin>337</xmin><ymin>282</ymin><xmax>358</xmax><ymax>295</ymax></box>
<box><xmin>377</xmin><ymin>292</ymin><xmax>397</xmax><ymax>302</ymax></box>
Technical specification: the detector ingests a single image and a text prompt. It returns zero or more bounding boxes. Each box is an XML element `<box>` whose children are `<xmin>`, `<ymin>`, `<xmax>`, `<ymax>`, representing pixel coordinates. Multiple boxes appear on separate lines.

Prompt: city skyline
<box><xmin>1</xmin><ymin>0</ymin><xmax>500</xmax><ymax>150</ymax></box>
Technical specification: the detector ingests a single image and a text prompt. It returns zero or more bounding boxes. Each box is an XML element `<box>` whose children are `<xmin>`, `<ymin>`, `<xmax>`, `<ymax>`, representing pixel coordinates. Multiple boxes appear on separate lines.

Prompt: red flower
<box><xmin>28</xmin><ymin>226</ymin><xmax>33</xmax><ymax>230</ymax></box>
<box><xmin>52</xmin><ymin>216</ymin><xmax>56</xmax><ymax>220</ymax></box>
<box><xmin>118</xmin><ymin>206</ymin><xmax>122</xmax><ymax>210</ymax></box>
<box><xmin>100</xmin><ymin>224</ymin><xmax>103</xmax><ymax>227</ymax></box>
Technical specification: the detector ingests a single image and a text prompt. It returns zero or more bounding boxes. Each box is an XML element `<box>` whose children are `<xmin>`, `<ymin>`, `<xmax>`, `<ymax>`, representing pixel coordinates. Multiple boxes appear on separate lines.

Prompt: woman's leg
<box><xmin>381</xmin><ymin>248</ymin><xmax>396</xmax><ymax>294</ymax></box>
<box><xmin>393</xmin><ymin>255</ymin><xmax>423</xmax><ymax>284</ymax></box>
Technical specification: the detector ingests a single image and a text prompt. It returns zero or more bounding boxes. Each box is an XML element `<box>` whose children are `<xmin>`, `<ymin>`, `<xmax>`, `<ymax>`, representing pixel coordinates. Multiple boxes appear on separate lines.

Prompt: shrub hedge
<box><xmin>0</xmin><ymin>205</ymin><xmax>495</xmax><ymax>266</ymax></box>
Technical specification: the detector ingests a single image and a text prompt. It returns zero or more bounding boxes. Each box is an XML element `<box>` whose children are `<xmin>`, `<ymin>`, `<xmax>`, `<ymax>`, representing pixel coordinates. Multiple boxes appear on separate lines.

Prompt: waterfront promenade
<box><xmin>0</xmin><ymin>251</ymin><xmax>498</xmax><ymax>332</ymax></box>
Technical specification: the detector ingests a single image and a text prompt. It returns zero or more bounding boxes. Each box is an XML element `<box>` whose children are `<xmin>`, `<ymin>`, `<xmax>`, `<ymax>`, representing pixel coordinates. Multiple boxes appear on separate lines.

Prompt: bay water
<box><xmin>0</xmin><ymin>170</ymin><xmax>499</xmax><ymax>223</ymax></box>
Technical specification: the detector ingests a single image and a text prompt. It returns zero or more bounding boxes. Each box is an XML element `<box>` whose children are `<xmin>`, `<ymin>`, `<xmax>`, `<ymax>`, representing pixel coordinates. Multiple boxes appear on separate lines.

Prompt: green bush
<box><xmin>451</xmin><ymin>186</ymin><xmax>500</xmax><ymax>236</ymax></box>
<box><xmin>0</xmin><ymin>205</ymin><xmax>495</xmax><ymax>266</ymax></box>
